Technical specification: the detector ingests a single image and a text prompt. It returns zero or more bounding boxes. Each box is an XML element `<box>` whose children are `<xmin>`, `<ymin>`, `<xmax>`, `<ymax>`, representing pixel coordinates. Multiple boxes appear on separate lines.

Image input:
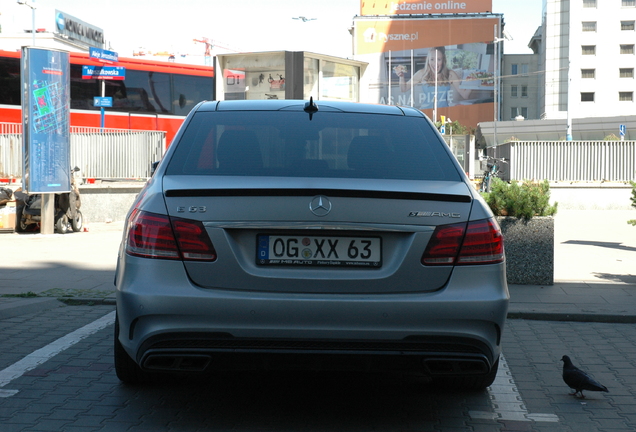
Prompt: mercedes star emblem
<box><xmin>309</xmin><ymin>195</ymin><xmax>332</xmax><ymax>217</ymax></box>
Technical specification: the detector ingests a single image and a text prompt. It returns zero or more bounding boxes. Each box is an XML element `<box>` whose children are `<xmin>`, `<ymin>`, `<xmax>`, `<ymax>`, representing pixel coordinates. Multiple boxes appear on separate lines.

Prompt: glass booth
<box><xmin>215</xmin><ymin>51</ymin><xmax>367</xmax><ymax>102</ymax></box>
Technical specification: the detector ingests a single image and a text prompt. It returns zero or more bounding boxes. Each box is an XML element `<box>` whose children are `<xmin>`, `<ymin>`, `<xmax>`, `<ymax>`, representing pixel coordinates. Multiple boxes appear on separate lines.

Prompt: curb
<box><xmin>57</xmin><ymin>298</ymin><xmax>116</xmax><ymax>306</ymax></box>
<box><xmin>507</xmin><ymin>311</ymin><xmax>636</xmax><ymax>324</ymax></box>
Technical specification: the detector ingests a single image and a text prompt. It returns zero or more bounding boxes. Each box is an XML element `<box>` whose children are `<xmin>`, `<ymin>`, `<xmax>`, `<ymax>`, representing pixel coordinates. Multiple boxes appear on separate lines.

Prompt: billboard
<box><xmin>354</xmin><ymin>15</ymin><xmax>501</xmax><ymax>128</ymax></box>
<box><xmin>360</xmin><ymin>0</ymin><xmax>493</xmax><ymax>16</ymax></box>
<box><xmin>55</xmin><ymin>10</ymin><xmax>104</xmax><ymax>48</ymax></box>
<box><xmin>21</xmin><ymin>47</ymin><xmax>71</xmax><ymax>193</ymax></box>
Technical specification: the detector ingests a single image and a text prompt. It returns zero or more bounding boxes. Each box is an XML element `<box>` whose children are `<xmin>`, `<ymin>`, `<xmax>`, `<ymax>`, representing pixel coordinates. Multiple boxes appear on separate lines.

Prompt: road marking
<box><xmin>470</xmin><ymin>354</ymin><xmax>560</xmax><ymax>422</ymax></box>
<box><xmin>0</xmin><ymin>311</ymin><xmax>115</xmax><ymax>396</ymax></box>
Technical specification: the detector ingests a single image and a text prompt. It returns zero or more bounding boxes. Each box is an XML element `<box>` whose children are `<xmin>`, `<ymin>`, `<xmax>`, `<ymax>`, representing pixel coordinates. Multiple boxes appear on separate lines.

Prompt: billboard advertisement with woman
<box><xmin>354</xmin><ymin>15</ymin><xmax>502</xmax><ymax>128</ymax></box>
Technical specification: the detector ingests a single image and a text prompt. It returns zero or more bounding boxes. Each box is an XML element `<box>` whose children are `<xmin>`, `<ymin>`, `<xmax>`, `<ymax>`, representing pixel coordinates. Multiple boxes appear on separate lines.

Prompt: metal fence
<box><xmin>0</xmin><ymin>123</ymin><xmax>165</xmax><ymax>179</ymax></box>
<box><xmin>4</xmin><ymin>124</ymin><xmax>635</xmax><ymax>183</ymax></box>
<box><xmin>486</xmin><ymin>140</ymin><xmax>636</xmax><ymax>182</ymax></box>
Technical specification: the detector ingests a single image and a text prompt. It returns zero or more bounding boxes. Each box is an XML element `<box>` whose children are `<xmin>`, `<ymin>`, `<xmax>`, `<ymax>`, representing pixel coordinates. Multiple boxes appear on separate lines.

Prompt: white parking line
<box><xmin>470</xmin><ymin>354</ymin><xmax>560</xmax><ymax>422</ymax></box>
<box><xmin>0</xmin><ymin>310</ymin><xmax>116</xmax><ymax>396</ymax></box>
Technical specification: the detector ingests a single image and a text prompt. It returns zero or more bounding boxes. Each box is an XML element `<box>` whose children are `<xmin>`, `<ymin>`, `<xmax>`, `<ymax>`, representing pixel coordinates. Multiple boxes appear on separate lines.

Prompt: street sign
<box><xmin>82</xmin><ymin>65</ymin><xmax>125</xmax><ymax>80</ymax></box>
<box><xmin>93</xmin><ymin>97</ymin><xmax>113</xmax><ymax>107</ymax></box>
<box><xmin>440</xmin><ymin>115</ymin><xmax>446</xmax><ymax>134</ymax></box>
<box><xmin>89</xmin><ymin>47</ymin><xmax>118</xmax><ymax>63</ymax></box>
<box><xmin>619</xmin><ymin>124</ymin><xmax>626</xmax><ymax>137</ymax></box>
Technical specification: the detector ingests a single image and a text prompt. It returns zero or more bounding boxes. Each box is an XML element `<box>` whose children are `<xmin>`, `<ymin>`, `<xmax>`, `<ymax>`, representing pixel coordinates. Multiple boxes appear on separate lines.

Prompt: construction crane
<box><xmin>292</xmin><ymin>16</ymin><xmax>317</xmax><ymax>22</ymax></box>
<box><xmin>193</xmin><ymin>37</ymin><xmax>240</xmax><ymax>65</ymax></box>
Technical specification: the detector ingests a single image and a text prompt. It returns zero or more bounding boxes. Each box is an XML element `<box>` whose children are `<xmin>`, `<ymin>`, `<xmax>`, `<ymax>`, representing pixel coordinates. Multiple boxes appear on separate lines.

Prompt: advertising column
<box><xmin>21</xmin><ymin>47</ymin><xmax>70</xmax><ymax>233</ymax></box>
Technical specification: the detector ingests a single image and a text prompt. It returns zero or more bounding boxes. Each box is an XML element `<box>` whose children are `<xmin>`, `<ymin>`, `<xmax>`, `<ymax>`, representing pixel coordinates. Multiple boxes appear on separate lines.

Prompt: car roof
<box><xmin>196</xmin><ymin>99</ymin><xmax>425</xmax><ymax>117</ymax></box>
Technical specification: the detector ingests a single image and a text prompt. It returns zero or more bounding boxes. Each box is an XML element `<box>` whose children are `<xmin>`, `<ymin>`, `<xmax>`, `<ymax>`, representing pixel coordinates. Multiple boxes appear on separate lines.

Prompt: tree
<box><xmin>434</xmin><ymin>119</ymin><xmax>474</xmax><ymax>136</ymax></box>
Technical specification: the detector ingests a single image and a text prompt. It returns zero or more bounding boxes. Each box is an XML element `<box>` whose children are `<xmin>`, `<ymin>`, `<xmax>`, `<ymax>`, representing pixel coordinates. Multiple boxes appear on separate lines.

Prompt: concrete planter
<box><xmin>79</xmin><ymin>184</ymin><xmax>144</xmax><ymax>224</ymax></box>
<box><xmin>497</xmin><ymin>216</ymin><xmax>554</xmax><ymax>285</ymax></box>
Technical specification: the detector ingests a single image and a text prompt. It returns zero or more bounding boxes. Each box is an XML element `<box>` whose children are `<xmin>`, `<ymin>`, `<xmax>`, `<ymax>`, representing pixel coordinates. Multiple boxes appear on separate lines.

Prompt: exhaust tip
<box><xmin>423</xmin><ymin>358</ymin><xmax>489</xmax><ymax>375</ymax></box>
<box><xmin>143</xmin><ymin>354</ymin><xmax>211</xmax><ymax>372</ymax></box>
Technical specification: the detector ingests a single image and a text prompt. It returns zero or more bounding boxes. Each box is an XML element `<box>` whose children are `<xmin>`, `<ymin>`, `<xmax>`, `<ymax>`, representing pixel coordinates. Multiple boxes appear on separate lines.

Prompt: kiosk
<box><xmin>215</xmin><ymin>51</ymin><xmax>367</xmax><ymax>102</ymax></box>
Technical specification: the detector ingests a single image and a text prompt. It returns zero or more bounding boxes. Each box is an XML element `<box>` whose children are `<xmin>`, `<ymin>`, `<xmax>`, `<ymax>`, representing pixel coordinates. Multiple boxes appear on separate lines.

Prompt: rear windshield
<box><xmin>165</xmin><ymin>110</ymin><xmax>461</xmax><ymax>181</ymax></box>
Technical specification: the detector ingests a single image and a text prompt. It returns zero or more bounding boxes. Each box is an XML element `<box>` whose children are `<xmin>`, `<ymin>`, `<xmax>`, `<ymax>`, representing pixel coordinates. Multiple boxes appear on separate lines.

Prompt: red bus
<box><xmin>0</xmin><ymin>50</ymin><xmax>214</xmax><ymax>145</ymax></box>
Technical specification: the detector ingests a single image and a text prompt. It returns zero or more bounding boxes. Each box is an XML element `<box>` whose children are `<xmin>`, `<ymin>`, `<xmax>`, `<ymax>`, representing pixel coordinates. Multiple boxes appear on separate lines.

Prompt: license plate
<box><xmin>257</xmin><ymin>235</ymin><xmax>382</xmax><ymax>267</ymax></box>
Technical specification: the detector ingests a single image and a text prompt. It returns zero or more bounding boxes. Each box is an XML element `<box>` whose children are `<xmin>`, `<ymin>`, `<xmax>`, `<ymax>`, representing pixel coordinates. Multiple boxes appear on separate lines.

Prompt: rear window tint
<box><xmin>165</xmin><ymin>111</ymin><xmax>461</xmax><ymax>181</ymax></box>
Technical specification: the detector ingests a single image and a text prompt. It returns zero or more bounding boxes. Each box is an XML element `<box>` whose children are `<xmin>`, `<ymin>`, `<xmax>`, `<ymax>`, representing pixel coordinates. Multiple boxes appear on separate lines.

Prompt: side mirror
<box><xmin>151</xmin><ymin>161</ymin><xmax>159</xmax><ymax>176</ymax></box>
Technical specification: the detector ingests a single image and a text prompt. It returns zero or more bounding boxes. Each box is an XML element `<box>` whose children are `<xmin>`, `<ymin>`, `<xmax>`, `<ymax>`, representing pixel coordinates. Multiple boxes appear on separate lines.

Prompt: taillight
<box><xmin>421</xmin><ymin>218</ymin><xmax>504</xmax><ymax>266</ymax></box>
<box><xmin>171</xmin><ymin>217</ymin><xmax>217</xmax><ymax>261</ymax></box>
<box><xmin>126</xmin><ymin>209</ymin><xmax>217</xmax><ymax>261</ymax></box>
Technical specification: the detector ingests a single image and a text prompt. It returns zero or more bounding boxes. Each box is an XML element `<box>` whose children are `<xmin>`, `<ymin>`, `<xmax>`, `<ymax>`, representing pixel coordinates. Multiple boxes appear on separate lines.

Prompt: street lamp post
<box><xmin>17</xmin><ymin>0</ymin><xmax>37</xmax><ymax>47</ymax></box>
<box><xmin>493</xmin><ymin>25</ymin><xmax>503</xmax><ymax>157</ymax></box>
<box><xmin>492</xmin><ymin>24</ymin><xmax>512</xmax><ymax>157</ymax></box>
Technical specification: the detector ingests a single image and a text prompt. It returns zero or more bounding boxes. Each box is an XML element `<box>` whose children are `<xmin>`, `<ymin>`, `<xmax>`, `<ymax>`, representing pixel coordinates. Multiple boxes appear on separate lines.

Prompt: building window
<box><xmin>582</xmin><ymin>21</ymin><xmax>597</xmax><ymax>32</ymax></box>
<box><xmin>623</xmin><ymin>0</ymin><xmax>636</xmax><ymax>6</ymax></box>
<box><xmin>621</xmin><ymin>21</ymin><xmax>635</xmax><ymax>30</ymax></box>
<box><xmin>511</xmin><ymin>64</ymin><xmax>518</xmax><ymax>75</ymax></box>
<box><xmin>583</xmin><ymin>0</ymin><xmax>597</xmax><ymax>7</ymax></box>
<box><xmin>511</xmin><ymin>85</ymin><xmax>518</xmax><ymax>97</ymax></box>
<box><xmin>621</xmin><ymin>44</ymin><xmax>635</xmax><ymax>54</ymax></box>
<box><xmin>619</xmin><ymin>92</ymin><xmax>634</xmax><ymax>101</ymax></box>
<box><xmin>521</xmin><ymin>64</ymin><xmax>529</xmax><ymax>75</ymax></box>
<box><xmin>581</xmin><ymin>69</ymin><xmax>596</xmax><ymax>78</ymax></box>
<box><xmin>511</xmin><ymin>107</ymin><xmax>529</xmax><ymax>119</ymax></box>
<box><xmin>582</xmin><ymin>45</ymin><xmax>596</xmax><ymax>55</ymax></box>
<box><xmin>521</xmin><ymin>85</ymin><xmax>528</xmax><ymax>97</ymax></box>
<box><xmin>620</xmin><ymin>68</ymin><xmax>634</xmax><ymax>77</ymax></box>
<box><xmin>581</xmin><ymin>92</ymin><xmax>595</xmax><ymax>102</ymax></box>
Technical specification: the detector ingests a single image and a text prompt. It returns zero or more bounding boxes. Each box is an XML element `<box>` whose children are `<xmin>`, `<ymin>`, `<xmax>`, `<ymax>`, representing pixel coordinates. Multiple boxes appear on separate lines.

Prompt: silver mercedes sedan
<box><xmin>114</xmin><ymin>99</ymin><xmax>509</xmax><ymax>390</ymax></box>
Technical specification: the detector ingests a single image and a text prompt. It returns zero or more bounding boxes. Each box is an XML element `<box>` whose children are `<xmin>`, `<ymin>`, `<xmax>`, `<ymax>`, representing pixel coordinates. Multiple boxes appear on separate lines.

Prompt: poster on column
<box><xmin>21</xmin><ymin>47</ymin><xmax>71</xmax><ymax>193</ymax></box>
<box><xmin>354</xmin><ymin>15</ymin><xmax>501</xmax><ymax>128</ymax></box>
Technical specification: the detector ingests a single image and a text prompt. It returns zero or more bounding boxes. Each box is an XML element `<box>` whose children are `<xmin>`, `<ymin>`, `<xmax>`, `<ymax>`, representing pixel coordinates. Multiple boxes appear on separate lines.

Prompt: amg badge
<box><xmin>409</xmin><ymin>211</ymin><xmax>461</xmax><ymax>218</ymax></box>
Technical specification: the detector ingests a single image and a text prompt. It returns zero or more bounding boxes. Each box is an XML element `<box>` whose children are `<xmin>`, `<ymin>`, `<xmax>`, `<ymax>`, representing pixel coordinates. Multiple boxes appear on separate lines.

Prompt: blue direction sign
<box><xmin>89</xmin><ymin>47</ymin><xmax>118</xmax><ymax>63</ymax></box>
<box><xmin>93</xmin><ymin>97</ymin><xmax>113</xmax><ymax>107</ymax></box>
<box><xmin>619</xmin><ymin>124</ymin><xmax>626</xmax><ymax>137</ymax></box>
<box><xmin>82</xmin><ymin>65</ymin><xmax>125</xmax><ymax>80</ymax></box>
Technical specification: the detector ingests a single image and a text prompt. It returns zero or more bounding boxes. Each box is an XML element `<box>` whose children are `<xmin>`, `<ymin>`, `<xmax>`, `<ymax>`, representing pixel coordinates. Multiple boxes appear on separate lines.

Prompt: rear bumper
<box><xmin>116</xmin><ymin>256</ymin><xmax>509</xmax><ymax>375</ymax></box>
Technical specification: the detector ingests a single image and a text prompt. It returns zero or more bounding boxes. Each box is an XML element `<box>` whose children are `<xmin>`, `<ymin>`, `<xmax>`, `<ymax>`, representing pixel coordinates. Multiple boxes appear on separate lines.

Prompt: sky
<box><xmin>3</xmin><ymin>0</ymin><xmax>544</xmax><ymax>61</ymax></box>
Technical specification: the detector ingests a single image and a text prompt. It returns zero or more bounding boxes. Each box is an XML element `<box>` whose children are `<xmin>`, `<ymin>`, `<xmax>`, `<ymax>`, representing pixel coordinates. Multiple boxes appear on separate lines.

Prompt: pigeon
<box><xmin>561</xmin><ymin>355</ymin><xmax>609</xmax><ymax>398</ymax></box>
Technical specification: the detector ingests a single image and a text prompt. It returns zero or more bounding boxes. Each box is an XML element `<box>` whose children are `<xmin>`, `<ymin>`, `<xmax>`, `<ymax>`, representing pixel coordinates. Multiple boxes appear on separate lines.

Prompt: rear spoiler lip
<box><xmin>164</xmin><ymin>188</ymin><xmax>472</xmax><ymax>203</ymax></box>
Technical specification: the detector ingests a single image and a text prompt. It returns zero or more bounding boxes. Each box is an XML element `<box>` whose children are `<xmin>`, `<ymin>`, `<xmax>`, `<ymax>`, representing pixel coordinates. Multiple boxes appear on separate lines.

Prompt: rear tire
<box><xmin>432</xmin><ymin>358</ymin><xmax>499</xmax><ymax>392</ymax></box>
<box><xmin>114</xmin><ymin>314</ymin><xmax>153</xmax><ymax>385</ymax></box>
<box><xmin>71</xmin><ymin>210</ymin><xmax>83</xmax><ymax>232</ymax></box>
<box><xmin>480</xmin><ymin>175</ymin><xmax>490</xmax><ymax>193</ymax></box>
<box><xmin>55</xmin><ymin>214</ymin><xmax>70</xmax><ymax>234</ymax></box>
<box><xmin>15</xmin><ymin>206</ymin><xmax>27</xmax><ymax>233</ymax></box>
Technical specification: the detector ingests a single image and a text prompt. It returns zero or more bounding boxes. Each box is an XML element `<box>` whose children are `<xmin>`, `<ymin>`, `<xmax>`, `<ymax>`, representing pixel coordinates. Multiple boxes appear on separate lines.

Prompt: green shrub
<box><xmin>604</xmin><ymin>133</ymin><xmax>621</xmax><ymax>141</ymax></box>
<box><xmin>481</xmin><ymin>178</ymin><xmax>558</xmax><ymax>220</ymax></box>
